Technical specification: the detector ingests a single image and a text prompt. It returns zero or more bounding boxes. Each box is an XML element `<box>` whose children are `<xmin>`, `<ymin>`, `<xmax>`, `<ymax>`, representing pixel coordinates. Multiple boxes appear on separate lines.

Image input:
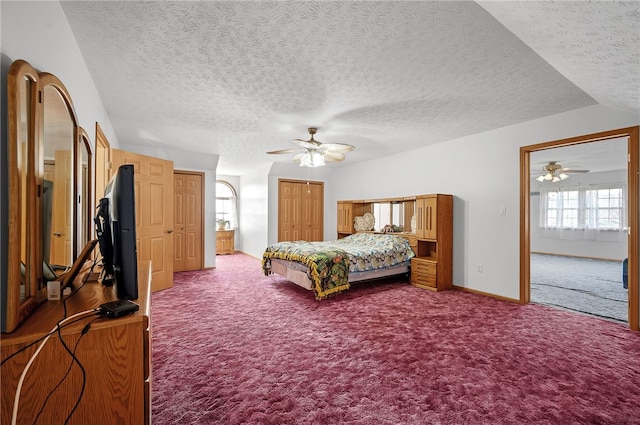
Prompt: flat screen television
<box><xmin>95</xmin><ymin>164</ymin><xmax>138</xmax><ymax>300</ymax></box>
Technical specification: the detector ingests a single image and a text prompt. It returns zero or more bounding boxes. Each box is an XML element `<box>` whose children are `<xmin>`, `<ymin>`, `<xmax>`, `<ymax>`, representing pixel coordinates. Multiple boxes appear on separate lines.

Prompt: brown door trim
<box><xmin>520</xmin><ymin>126</ymin><xmax>639</xmax><ymax>331</ymax></box>
<box><xmin>94</xmin><ymin>122</ymin><xmax>111</xmax><ymax>200</ymax></box>
<box><xmin>174</xmin><ymin>170</ymin><xmax>205</xmax><ymax>270</ymax></box>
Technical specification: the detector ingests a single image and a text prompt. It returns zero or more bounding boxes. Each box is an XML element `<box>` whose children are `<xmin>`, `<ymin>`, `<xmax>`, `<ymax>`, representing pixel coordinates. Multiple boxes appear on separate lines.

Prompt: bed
<box><xmin>262</xmin><ymin>233</ymin><xmax>415</xmax><ymax>299</ymax></box>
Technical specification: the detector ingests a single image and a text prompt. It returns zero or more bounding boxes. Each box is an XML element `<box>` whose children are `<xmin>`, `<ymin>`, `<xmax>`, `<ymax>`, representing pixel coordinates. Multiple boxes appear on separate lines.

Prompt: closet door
<box><xmin>302</xmin><ymin>182</ymin><xmax>323</xmax><ymax>241</ymax></box>
<box><xmin>278</xmin><ymin>180</ymin><xmax>301</xmax><ymax>242</ymax></box>
<box><xmin>278</xmin><ymin>179</ymin><xmax>323</xmax><ymax>242</ymax></box>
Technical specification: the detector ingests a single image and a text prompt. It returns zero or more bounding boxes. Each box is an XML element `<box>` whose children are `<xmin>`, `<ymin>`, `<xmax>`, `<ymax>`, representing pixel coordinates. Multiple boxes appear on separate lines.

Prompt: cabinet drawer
<box><xmin>411</xmin><ymin>259</ymin><xmax>436</xmax><ymax>275</ymax></box>
<box><xmin>412</xmin><ymin>272</ymin><xmax>437</xmax><ymax>287</ymax></box>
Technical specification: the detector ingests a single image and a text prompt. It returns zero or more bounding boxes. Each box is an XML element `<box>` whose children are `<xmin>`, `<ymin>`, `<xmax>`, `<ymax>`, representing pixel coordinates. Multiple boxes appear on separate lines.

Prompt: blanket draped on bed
<box><xmin>262</xmin><ymin>242</ymin><xmax>350</xmax><ymax>300</ymax></box>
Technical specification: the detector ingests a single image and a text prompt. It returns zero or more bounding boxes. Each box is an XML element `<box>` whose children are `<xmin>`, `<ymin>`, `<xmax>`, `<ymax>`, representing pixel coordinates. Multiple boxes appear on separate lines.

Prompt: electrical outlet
<box><xmin>477</xmin><ymin>264</ymin><xmax>483</xmax><ymax>273</ymax></box>
<box><xmin>499</xmin><ymin>206</ymin><xmax>506</xmax><ymax>215</ymax></box>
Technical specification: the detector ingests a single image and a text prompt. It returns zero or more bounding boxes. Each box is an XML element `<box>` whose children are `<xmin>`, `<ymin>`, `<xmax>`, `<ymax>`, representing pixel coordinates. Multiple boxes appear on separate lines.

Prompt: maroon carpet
<box><xmin>151</xmin><ymin>253</ymin><xmax>640</xmax><ymax>424</ymax></box>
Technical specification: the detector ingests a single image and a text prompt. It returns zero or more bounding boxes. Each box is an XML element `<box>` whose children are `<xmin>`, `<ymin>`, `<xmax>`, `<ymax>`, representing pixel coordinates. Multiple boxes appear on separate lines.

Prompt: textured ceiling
<box><xmin>59</xmin><ymin>1</ymin><xmax>639</xmax><ymax>175</ymax></box>
<box><xmin>479</xmin><ymin>1</ymin><xmax>639</xmax><ymax>114</ymax></box>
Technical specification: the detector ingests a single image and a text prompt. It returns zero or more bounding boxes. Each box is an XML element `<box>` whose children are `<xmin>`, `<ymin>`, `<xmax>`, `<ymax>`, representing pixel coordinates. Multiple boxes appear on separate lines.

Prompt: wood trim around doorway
<box><xmin>520</xmin><ymin>126</ymin><xmax>639</xmax><ymax>331</ymax></box>
<box><xmin>174</xmin><ymin>170</ymin><xmax>205</xmax><ymax>271</ymax></box>
<box><xmin>94</xmin><ymin>122</ymin><xmax>111</xmax><ymax>200</ymax></box>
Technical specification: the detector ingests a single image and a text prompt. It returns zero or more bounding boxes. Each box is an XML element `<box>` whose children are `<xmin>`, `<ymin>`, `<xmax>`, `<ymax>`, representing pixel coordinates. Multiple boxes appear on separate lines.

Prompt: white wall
<box><xmin>326</xmin><ymin>104</ymin><xmax>638</xmax><ymax>301</ymax></box>
<box><xmin>239</xmin><ymin>164</ymin><xmax>272</xmax><ymax>260</ymax></box>
<box><xmin>530</xmin><ymin>169</ymin><xmax>628</xmax><ymax>260</ymax></box>
<box><xmin>1</xmin><ymin>1</ymin><xmax>118</xmax><ymax>148</ymax></box>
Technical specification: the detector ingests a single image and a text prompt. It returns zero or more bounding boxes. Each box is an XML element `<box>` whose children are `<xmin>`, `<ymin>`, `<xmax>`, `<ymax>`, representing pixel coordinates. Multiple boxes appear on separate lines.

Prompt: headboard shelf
<box><xmin>337</xmin><ymin>194</ymin><xmax>453</xmax><ymax>291</ymax></box>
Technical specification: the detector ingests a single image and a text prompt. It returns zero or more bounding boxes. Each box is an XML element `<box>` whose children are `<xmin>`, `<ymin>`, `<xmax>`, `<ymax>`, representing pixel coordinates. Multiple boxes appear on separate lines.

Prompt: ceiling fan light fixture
<box><xmin>268</xmin><ymin>127</ymin><xmax>354</xmax><ymax>166</ymax></box>
<box><xmin>559</xmin><ymin>173</ymin><xmax>569</xmax><ymax>180</ymax></box>
<box><xmin>536</xmin><ymin>175</ymin><xmax>545</xmax><ymax>182</ymax></box>
<box><xmin>544</xmin><ymin>172</ymin><xmax>553</xmax><ymax>181</ymax></box>
<box><xmin>299</xmin><ymin>150</ymin><xmax>325</xmax><ymax>167</ymax></box>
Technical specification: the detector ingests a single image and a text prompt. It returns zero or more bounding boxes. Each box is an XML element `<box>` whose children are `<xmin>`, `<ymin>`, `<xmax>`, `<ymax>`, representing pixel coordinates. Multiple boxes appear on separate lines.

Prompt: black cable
<box><xmin>61</xmin><ymin>256</ymin><xmax>100</xmax><ymax>320</ymax></box>
<box><xmin>4</xmin><ymin>257</ymin><xmax>99</xmax><ymax>364</ymax></box>
<box><xmin>31</xmin><ymin>317</ymin><xmax>99</xmax><ymax>425</ymax></box>
<box><xmin>62</xmin><ymin>321</ymin><xmax>91</xmax><ymax>425</ymax></box>
<box><xmin>0</xmin><ymin>313</ymin><xmax>101</xmax><ymax>366</ymax></box>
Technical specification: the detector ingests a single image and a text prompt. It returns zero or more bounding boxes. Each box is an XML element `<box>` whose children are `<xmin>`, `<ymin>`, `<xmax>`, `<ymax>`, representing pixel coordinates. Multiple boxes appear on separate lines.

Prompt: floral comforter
<box><xmin>262</xmin><ymin>233</ymin><xmax>415</xmax><ymax>300</ymax></box>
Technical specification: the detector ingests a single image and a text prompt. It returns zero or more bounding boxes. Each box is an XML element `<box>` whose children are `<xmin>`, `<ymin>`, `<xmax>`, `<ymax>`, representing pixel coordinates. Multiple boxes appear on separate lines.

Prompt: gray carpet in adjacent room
<box><xmin>531</xmin><ymin>253</ymin><xmax>628</xmax><ymax>323</ymax></box>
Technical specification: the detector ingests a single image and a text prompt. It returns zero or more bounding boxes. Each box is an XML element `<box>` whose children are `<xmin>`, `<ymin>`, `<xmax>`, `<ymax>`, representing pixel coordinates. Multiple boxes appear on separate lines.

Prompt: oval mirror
<box><xmin>78</xmin><ymin>128</ymin><xmax>93</xmax><ymax>252</ymax></box>
<box><xmin>40</xmin><ymin>75</ymin><xmax>78</xmax><ymax>270</ymax></box>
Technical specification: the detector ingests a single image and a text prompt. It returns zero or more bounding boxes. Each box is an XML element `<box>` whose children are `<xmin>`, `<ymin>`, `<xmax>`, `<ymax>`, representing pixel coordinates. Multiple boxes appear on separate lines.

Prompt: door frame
<box><xmin>174</xmin><ymin>170</ymin><xmax>204</xmax><ymax>271</ymax></box>
<box><xmin>520</xmin><ymin>126</ymin><xmax>639</xmax><ymax>331</ymax></box>
<box><xmin>94</xmin><ymin>122</ymin><xmax>110</xmax><ymax>200</ymax></box>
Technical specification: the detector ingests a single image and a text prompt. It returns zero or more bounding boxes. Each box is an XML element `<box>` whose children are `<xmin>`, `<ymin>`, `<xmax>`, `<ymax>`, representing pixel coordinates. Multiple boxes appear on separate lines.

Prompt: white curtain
<box><xmin>539</xmin><ymin>184</ymin><xmax>627</xmax><ymax>242</ymax></box>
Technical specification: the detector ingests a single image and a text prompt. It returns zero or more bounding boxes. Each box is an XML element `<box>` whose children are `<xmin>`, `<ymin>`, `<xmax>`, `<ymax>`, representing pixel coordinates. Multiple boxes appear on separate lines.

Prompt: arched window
<box><xmin>216</xmin><ymin>180</ymin><xmax>237</xmax><ymax>230</ymax></box>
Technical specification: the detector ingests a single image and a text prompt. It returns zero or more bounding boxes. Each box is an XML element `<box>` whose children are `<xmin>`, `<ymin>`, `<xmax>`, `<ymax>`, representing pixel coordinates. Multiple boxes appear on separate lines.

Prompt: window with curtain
<box><xmin>540</xmin><ymin>183</ymin><xmax>626</xmax><ymax>231</ymax></box>
<box><xmin>216</xmin><ymin>180</ymin><xmax>237</xmax><ymax>230</ymax></box>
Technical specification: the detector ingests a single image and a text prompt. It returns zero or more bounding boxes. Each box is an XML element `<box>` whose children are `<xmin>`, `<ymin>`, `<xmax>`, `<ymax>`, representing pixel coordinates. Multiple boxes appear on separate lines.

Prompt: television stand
<box><xmin>1</xmin><ymin>261</ymin><xmax>152</xmax><ymax>425</ymax></box>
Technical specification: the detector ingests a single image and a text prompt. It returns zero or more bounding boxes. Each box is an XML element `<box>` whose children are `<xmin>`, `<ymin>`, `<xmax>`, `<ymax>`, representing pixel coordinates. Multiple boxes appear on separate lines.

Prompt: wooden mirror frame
<box><xmin>3</xmin><ymin>60</ymin><xmax>84</xmax><ymax>333</ymax></box>
<box><xmin>78</xmin><ymin>127</ymin><xmax>93</xmax><ymax>252</ymax></box>
<box><xmin>5</xmin><ymin>60</ymin><xmax>41</xmax><ymax>332</ymax></box>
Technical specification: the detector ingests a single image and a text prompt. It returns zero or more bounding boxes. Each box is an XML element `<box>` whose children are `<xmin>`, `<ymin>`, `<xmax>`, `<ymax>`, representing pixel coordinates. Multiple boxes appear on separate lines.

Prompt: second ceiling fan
<box><xmin>533</xmin><ymin>161</ymin><xmax>590</xmax><ymax>182</ymax></box>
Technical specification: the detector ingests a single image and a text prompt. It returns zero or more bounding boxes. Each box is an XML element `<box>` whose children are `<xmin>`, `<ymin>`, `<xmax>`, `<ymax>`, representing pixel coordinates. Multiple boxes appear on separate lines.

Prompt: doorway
<box><xmin>174</xmin><ymin>171</ymin><xmax>204</xmax><ymax>271</ymax></box>
<box><xmin>520</xmin><ymin>126</ymin><xmax>639</xmax><ymax>331</ymax></box>
<box><xmin>529</xmin><ymin>139</ymin><xmax>628</xmax><ymax>322</ymax></box>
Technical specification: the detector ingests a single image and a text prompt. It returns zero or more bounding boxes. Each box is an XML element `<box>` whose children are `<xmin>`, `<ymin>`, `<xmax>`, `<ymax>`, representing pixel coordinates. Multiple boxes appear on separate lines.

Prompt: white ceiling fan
<box><xmin>267</xmin><ymin>127</ymin><xmax>355</xmax><ymax>167</ymax></box>
<box><xmin>533</xmin><ymin>161</ymin><xmax>590</xmax><ymax>182</ymax></box>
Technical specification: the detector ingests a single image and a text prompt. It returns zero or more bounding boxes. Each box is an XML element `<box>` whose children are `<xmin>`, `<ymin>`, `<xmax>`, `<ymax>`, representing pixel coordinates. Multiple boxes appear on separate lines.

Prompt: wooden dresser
<box><xmin>1</xmin><ymin>262</ymin><xmax>152</xmax><ymax>425</ymax></box>
<box><xmin>216</xmin><ymin>230</ymin><xmax>235</xmax><ymax>255</ymax></box>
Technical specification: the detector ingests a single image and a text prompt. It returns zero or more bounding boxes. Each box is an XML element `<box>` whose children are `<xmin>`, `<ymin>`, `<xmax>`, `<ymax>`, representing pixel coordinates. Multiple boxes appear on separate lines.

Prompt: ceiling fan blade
<box><xmin>267</xmin><ymin>148</ymin><xmax>301</xmax><ymax>154</ymax></box>
<box><xmin>319</xmin><ymin>143</ymin><xmax>355</xmax><ymax>153</ymax></box>
<box><xmin>293</xmin><ymin>139</ymin><xmax>321</xmax><ymax>150</ymax></box>
<box><xmin>560</xmin><ymin>168</ymin><xmax>589</xmax><ymax>173</ymax></box>
<box><xmin>323</xmin><ymin>151</ymin><xmax>345</xmax><ymax>162</ymax></box>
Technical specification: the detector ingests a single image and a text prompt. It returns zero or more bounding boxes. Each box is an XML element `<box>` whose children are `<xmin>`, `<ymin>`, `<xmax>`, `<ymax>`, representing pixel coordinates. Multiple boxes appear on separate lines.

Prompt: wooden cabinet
<box><xmin>336</xmin><ymin>194</ymin><xmax>453</xmax><ymax>292</ymax></box>
<box><xmin>416</xmin><ymin>195</ymin><xmax>438</xmax><ymax>239</ymax></box>
<box><xmin>278</xmin><ymin>179</ymin><xmax>323</xmax><ymax>242</ymax></box>
<box><xmin>216</xmin><ymin>230</ymin><xmax>235</xmax><ymax>255</ymax></box>
<box><xmin>336</xmin><ymin>200</ymin><xmax>375</xmax><ymax>238</ymax></box>
<box><xmin>1</xmin><ymin>262</ymin><xmax>153</xmax><ymax>425</ymax></box>
<box><xmin>411</xmin><ymin>194</ymin><xmax>453</xmax><ymax>291</ymax></box>
<box><xmin>337</xmin><ymin>201</ymin><xmax>353</xmax><ymax>235</ymax></box>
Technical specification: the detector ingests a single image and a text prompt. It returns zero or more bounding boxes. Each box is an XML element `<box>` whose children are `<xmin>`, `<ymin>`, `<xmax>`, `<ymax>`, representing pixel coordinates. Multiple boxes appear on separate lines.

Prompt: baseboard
<box><xmin>452</xmin><ymin>285</ymin><xmax>521</xmax><ymax>304</ymax></box>
<box><xmin>531</xmin><ymin>251</ymin><xmax>624</xmax><ymax>262</ymax></box>
<box><xmin>238</xmin><ymin>251</ymin><xmax>261</xmax><ymax>261</ymax></box>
